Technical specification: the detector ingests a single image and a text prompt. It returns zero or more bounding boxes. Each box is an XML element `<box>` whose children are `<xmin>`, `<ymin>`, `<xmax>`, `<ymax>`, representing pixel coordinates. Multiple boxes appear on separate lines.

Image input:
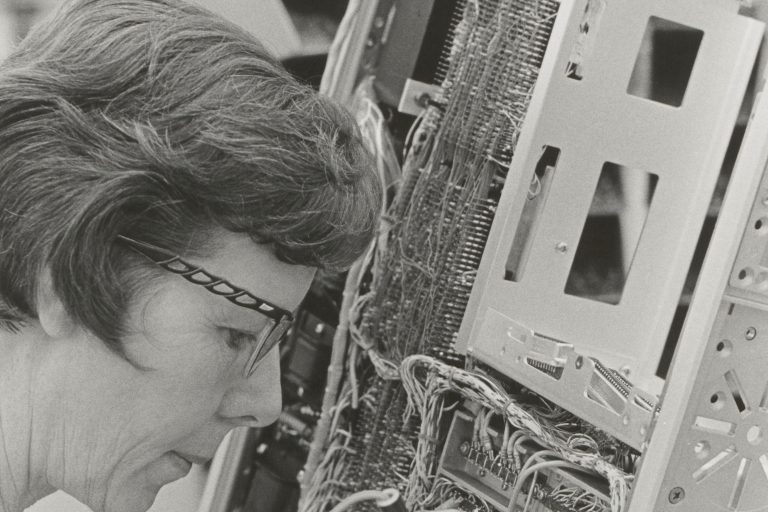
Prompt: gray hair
<box><xmin>0</xmin><ymin>0</ymin><xmax>381</xmax><ymax>351</ymax></box>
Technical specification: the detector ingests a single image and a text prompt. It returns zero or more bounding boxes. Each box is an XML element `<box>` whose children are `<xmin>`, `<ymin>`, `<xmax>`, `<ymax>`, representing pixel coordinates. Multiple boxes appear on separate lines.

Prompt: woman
<box><xmin>0</xmin><ymin>1</ymin><xmax>380</xmax><ymax>511</ymax></box>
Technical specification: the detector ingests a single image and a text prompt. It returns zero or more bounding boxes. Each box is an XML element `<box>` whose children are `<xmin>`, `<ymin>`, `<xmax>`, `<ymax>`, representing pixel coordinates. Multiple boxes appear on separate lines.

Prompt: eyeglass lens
<box><xmin>245</xmin><ymin>318</ymin><xmax>292</xmax><ymax>377</ymax></box>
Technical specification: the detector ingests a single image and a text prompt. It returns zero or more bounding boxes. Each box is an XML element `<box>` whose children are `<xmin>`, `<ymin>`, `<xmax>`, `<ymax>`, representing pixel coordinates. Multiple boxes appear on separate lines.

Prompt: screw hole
<box><xmin>716</xmin><ymin>339</ymin><xmax>732</xmax><ymax>357</ymax></box>
<box><xmin>738</xmin><ymin>268</ymin><xmax>755</xmax><ymax>285</ymax></box>
<box><xmin>755</xmin><ymin>216</ymin><xmax>768</xmax><ymax>233</ymax></box>
<box><xmin>709</xmin><ymin>392</ymin><xmax>725</xmax><ymax>411</ymax></box>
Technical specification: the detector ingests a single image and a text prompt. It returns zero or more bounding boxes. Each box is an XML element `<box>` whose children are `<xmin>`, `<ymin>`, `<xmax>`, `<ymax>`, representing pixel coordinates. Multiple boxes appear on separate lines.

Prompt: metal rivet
<box><xmin>746</xmin><ymin>327</ymin><xmax>757</xmax><ymax>340</ymax></box>
<box><xmin>459</xmin><ymin>442</ymin><xmax>471</xmax><ymax>456</ymax></box>
<box><xmin>575</xmin><ymin>356</ymin><xmax>583</xmax><ymax>369</ymax></box>
<box><xmin>668</xmin><ymin>487</ymin><xmax>685</xmax><ymax>504</ymax></box>
<box><xmin>555</xmin><ymin>242</ymin><xmax>568</xmax><ymax>253</ymax></box>
<box><xmin>416</xmin><ymin>92</ymin><xmax>432</xmax><ymax>108</ymax></box>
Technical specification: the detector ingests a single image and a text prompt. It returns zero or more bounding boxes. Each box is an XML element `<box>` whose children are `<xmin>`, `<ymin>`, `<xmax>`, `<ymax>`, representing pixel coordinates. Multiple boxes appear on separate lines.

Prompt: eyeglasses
<box><xmin>116</xmin><ymin>235</ymin><xmax>294</xmax><ymax>377</ymax></box>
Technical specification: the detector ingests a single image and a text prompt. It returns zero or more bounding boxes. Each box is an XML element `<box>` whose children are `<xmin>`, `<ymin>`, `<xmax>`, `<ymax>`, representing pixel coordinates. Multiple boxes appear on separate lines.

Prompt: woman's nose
<box><xmin>218</xmin><ymin>347</ymin><xmax>282</xmax><ymax>427</ymax></box>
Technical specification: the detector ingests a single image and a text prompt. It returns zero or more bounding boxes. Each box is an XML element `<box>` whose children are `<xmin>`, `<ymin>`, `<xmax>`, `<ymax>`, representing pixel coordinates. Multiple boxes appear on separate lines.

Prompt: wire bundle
<box><xmin>302</xmin><ymin>0</ymin><xmax>560</xmax><ymax>510</ymax></box>
<box><xmin>549</xmin><ymin>485</ymin><xmax>610</xmax><ymax>512</ymax></box>
<box><xmin>400</xmin><ymin>355</ymin><xmax>632</xmax><ymax>512</ymax></box>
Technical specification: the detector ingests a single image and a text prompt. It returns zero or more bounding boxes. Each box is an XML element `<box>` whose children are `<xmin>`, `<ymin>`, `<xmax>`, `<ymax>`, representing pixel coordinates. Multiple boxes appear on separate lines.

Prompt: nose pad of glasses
<box><xmin>244</xmin><ymin>316</ymin><xmax>293</xmax><ymax>378</ymax></box>
<box><xmin>243</xmin><ymin>324</ymin><xmax>276</xmax><ymax>377</ymax></box>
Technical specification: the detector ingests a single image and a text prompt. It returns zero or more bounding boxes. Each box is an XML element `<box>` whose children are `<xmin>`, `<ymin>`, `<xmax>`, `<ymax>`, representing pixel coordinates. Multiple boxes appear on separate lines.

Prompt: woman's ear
<box><xmin>36</xmin><ymin>267</ymin><xmax>76</xmax><ymax>339</ymax></box>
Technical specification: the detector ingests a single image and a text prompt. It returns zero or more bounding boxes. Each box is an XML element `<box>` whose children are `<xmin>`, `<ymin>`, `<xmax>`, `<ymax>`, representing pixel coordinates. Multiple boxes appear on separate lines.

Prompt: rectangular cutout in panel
<box><xmin>565</xmin><ymin>163</ymin><xmax>658</xmax><ymax>305</ymax></box>
<box><xmin>760</xmin><ymin>455</ymin><xmax>768</xmax><ymax>481</ymax></box>
<box><xmin>693</xmin><ymin>446</ymin><xmax>737</xmax><ymax>482</ymax></box>
<box><xmin>729</xmin><ymin>458</ymin><xmax>751</xmax><ymax>509</ymax></box>
<box><xmin>505</xmin><ymin>146</ymin><xmax>560</xmax><ymax>281</ymax></box>
<box><xmin>627</xmin><ymin>17</ymin><xmax>704</xmax><ymax>107</ymax></box>
<box><xmin>693</xmin><ymin>416</ymin><xmax>737</xmax><ymax>436</ymax></box>
<box><xmin>565</xmin><ymin>0</ymin><xmax>607</xmax><ymax>80</ymax></box>
<box><xmin>724</xmin><ymin>370</ymin><xmax>751</xmax><ymax>416</ymax></box>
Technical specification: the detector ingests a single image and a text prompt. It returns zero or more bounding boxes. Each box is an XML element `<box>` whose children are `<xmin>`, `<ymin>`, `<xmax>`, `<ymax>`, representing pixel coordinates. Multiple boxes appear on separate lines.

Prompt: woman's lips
<box><xmin>171</xmin><ymin>450</ymin><xmax>211</xmax><ymax>466</ymax></box>
<box><xmin>166</xmin><ymin>451</ymin><xmax>193</xmax><ymax>475</ymax></box>
<box><xmin>145</xmin><ymin>452</ymin><xmax>193</xmax><ymax>486</ymax></box>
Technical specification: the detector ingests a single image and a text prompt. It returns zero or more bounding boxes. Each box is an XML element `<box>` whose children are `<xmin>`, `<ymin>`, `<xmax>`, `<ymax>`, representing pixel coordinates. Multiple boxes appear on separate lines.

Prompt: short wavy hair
<box><xmin>0</xmin><ymin>0</ymin><xmax>381</xmax><ymax>350</ymax></box>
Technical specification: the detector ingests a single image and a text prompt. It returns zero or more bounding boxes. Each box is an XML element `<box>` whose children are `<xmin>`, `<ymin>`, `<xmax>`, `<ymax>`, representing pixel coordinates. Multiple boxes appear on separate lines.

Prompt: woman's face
<box><xmin>43</xmin><ymin>231</ymin><xmax>315</xmax><ymax>512</ymax></box>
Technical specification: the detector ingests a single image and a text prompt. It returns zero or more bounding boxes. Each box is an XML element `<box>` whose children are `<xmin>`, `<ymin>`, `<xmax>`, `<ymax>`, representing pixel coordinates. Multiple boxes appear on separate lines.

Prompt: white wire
<box><xmin>328</xmin><ymin>488</ymin><xmax>398</xmax><ymax>512</ymax></box>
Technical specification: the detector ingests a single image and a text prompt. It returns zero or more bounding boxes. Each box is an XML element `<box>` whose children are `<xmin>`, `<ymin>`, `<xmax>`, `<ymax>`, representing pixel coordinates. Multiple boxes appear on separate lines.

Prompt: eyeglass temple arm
<box><xmin>116</xmin><ymin>234</ymin><xmax>294</xmax><ymax>322</ymax></box>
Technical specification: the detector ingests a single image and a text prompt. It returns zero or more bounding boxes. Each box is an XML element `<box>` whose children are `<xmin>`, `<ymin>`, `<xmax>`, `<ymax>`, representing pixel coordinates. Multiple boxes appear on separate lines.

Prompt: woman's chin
<box><xmin>100</xmin><ymin>481</ymin><xmax>161</xmax><ymax>512</ymax></box>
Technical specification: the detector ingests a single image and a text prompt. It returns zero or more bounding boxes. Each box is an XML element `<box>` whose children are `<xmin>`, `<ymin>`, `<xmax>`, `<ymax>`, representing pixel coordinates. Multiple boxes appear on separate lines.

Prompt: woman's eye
<box><xmin>225</xmin><ymin>329</ymin><xmax>256</xmax><ymax>350</ymax></box>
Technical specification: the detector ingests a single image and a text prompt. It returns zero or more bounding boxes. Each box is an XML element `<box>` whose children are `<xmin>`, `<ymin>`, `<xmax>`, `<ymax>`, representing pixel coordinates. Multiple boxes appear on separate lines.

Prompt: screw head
<box><xmin>555</xmin><ymin>242</ymin><xmax>568</xmax><ymax>253</ymax></box>
<box><xmin>416</xmin><ymin>92</ymin><xmax>431</xmax><ymax>108</ymax></box>
<box><xmin>668</xmin><ymin>487</ymin><xmax>685</xmax><ymax>504</ymax></box>
<box><xmin>746</xmin><ymin>327</ymin><xmax>757</xmax><ymax>340</ymax></box>
<box><xmin>459</xmin><ymin>441</ymin><xmax>471</xmax><ymax>456</ymax></box>
<box><xmin>575</xmin><ymin>356</ymin><xmax>583</xmax><ymax>369</ymax></box>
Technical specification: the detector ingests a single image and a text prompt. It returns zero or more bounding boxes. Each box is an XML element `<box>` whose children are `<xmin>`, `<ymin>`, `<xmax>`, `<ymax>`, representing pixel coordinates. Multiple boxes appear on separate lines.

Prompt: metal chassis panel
<box><xmin>471</xmin><ymin>310</ymin><xmax>657</xmax><ymax>449</ymax></box>
<box><xmin>631</xmin><ymin>67</ymin><xmax>768</xmax><ymax>512</ymax></box>
<box><xmin>457</xmin><ymin>0</ymin><xmax>763</xmax><ymax>390</ymax></box>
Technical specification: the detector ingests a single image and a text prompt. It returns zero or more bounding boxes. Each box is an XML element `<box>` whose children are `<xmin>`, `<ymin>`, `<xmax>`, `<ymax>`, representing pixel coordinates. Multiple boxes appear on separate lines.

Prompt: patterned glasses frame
<box><xmin>116</xmin><ymin>235</ymin><xmax>294</xmax><ymax>377</ymax></box>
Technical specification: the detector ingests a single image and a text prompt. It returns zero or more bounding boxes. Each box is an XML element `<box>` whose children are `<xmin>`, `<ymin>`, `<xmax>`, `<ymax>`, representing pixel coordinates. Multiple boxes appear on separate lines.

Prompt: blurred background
<box><xmin>0</xmin><ymin>0</ymin><xmax>348</xmax><ymax>63</ymax></box>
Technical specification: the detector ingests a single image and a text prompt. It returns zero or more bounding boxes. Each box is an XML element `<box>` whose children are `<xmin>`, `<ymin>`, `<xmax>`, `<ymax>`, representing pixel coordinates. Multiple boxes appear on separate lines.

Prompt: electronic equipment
<box><xmin>205</xmin><ymin>1</ymin><xmax>768</xmax><ymax>511</ymax></box>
